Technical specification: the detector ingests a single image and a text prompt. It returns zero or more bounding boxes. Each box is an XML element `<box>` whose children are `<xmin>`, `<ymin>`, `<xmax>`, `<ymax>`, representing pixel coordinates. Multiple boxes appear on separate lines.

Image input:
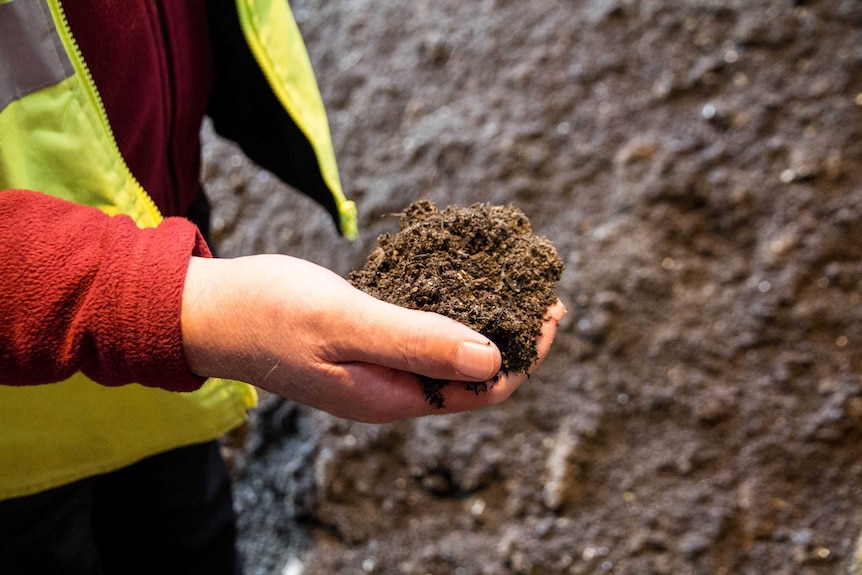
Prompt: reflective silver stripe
<box><xmin>0</xmin><ymin>0</ymin><xmax>74</xmax><ymax>113</ymax></box>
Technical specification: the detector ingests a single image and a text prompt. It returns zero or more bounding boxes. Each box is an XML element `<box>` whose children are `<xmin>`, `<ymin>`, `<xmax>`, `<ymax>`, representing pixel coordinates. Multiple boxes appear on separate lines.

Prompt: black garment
<box><xmin>0</xmin><ymin>440</ymin><xmax>240</xmax><ymax>575</ymax></box>
<box><xmin>205</xmin><ymin>0</ymin><xmax>343</xmax><ymax>235</ymax></box>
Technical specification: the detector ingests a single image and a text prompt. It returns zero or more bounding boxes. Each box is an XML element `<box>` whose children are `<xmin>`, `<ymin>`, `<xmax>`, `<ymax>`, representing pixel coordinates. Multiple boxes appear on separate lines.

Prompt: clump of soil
<box><xmin>349</xmin><ymin>200</ymin><xmax>563</xmax><ymax>407</ymax></box>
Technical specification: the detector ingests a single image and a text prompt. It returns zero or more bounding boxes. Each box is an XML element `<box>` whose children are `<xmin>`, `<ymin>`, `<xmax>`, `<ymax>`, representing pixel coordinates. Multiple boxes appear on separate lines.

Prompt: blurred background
<box><xmin>201</xmin><ymin>0</ymin><xmax>862</xmax><ymax>573</ymax></box>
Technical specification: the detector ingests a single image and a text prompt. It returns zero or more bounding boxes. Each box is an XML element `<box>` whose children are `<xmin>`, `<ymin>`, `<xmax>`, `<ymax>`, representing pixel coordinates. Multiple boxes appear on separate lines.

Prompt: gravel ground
<box><xmin>202</xmin><ymin>1</ymin><xmax>862</xmax><ymax>573</ymax></box>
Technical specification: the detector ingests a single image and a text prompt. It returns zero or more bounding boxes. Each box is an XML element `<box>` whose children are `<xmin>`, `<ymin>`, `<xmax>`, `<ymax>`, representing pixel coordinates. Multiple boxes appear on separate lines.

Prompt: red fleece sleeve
<box><xmin>0</xmin><ymin>190</ymin><xmax>211</xmax><ymax>392</ymax></box>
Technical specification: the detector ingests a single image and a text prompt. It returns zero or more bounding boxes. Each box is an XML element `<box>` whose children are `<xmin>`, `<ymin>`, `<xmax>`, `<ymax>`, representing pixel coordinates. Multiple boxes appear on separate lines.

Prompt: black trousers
<box><xmin>0</xmin><ymin>440</ymin><xmax>241</xmax><ymax>575</ymax></box>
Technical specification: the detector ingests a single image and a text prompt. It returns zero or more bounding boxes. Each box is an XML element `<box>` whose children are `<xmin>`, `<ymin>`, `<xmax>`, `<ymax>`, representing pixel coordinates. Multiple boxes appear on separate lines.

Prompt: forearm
<box><xmin>0</xmin><ymin>190</ymin><xmax>209</xmax><ymax>391</ymax></box>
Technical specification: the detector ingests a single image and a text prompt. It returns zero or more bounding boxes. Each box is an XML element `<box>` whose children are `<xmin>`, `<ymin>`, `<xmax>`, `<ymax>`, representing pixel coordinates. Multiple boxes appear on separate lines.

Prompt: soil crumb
<box><xmin>349</xmin><ymin>200</ymin><xmax>563</xmax><ymax>407</ymax></box>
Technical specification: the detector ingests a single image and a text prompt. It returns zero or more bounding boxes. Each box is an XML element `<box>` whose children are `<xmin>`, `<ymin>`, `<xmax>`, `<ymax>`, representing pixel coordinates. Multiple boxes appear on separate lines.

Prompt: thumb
<box><xmin>337</xmin><ymin>292</ymin><xmax>502</xmax><ymax>382</ymax></box>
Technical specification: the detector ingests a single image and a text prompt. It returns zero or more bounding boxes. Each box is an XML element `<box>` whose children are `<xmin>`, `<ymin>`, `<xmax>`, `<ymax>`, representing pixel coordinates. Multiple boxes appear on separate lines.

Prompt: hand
<box><xmin>182</xmin><ymin>254</ymin><xmax>565</xmax><ymax>423</ymax></box>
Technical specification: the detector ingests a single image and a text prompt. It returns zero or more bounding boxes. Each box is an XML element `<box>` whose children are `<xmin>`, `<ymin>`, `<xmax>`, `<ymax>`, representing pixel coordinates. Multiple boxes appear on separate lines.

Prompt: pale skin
<box><xmin>182</xmin><ymin>254</ymin><xmax>566</xmax><ymax>424</ymax></box>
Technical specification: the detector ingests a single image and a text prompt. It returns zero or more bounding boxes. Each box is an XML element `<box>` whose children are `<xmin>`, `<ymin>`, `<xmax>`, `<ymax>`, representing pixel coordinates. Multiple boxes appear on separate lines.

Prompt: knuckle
<box><xmin>403</xmin><ymin>323</ymin><xmax>432</xmax><ymax>373</ymax></box>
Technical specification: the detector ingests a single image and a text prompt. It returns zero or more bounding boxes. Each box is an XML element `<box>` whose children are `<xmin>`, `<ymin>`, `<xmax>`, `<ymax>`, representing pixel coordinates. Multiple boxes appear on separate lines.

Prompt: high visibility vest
<box><xmin>0</xmin><ymin>0</ymin><xmax>357</xmax><ymax>499</ymax></box>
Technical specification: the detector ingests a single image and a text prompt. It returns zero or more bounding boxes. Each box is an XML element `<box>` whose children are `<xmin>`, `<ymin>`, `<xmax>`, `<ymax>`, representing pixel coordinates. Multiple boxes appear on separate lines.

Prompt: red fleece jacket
<box><xmin>64</xmin><ymin>1</ymin><xmax>212</xmax><ymax>217</ymax></box>
<box><xmin>0</xmin><ymin>2</ymin><xmax>213</xmax><ymax>391</ymax></box>
<box><xmin>0</xmin><ymin>192</ymin><xmax>210</xmax><ymax>392</ymax></box>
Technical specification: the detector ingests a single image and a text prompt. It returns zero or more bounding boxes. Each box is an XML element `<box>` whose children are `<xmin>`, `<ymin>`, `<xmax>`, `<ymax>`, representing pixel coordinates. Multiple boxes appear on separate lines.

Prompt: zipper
<box><xmin>48</xmin><ymin>0</ymin><xmax>164</xmax><ymax>226</ymax></box>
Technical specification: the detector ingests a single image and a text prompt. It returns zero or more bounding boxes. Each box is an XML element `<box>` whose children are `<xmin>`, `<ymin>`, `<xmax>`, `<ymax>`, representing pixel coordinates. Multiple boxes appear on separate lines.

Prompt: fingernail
<box><xmin>455</xmin><ymin>341</ymin><xmax>496</xmax><ymax>380</ymax></box>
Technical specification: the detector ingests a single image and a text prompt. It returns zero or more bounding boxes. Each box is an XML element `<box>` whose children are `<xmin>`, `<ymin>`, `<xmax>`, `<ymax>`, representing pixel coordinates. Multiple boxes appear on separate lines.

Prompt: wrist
<box><xmin>181</xmin><ymin>256</ymin><xmax>235</xmax><ymax>379</ymax></box>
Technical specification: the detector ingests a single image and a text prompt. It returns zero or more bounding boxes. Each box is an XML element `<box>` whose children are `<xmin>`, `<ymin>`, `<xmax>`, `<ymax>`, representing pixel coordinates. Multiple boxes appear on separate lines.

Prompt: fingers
<box><xmin>337</xmin><ymin>294</ymin><xmax>565</xmax><ymax>386</ymax></box>
<box><xmin>547</xmin><ymin>299</ymin><xmax>568</xmax><ymax>323</ymax></box>
<box><xmin>536</xmin><ymin>299</ymin><xmax>566</xmax><ymax>360</ymax></box>
<box><xmin>320</xmin><ymin>362</ymin><xmax>519</xmax><ymax>423</ymax></box>
<box><xmin>327</xmin><ymin>298</ymin><xmax>568</xmax><ymax>422</ymax></box>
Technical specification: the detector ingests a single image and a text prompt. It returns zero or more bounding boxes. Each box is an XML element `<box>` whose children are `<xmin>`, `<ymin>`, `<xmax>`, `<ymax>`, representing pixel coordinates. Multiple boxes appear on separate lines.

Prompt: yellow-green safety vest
<box><xmin>0</xmin><ymin>0</ymin><xmax>357</xmax><ymax>500</ymax></box>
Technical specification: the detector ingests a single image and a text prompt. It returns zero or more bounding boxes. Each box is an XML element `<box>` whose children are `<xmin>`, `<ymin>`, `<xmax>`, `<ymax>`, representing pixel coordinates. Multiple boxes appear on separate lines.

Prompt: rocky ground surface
<box><xmin>202</xmin><ymin>0</ymin><xmax>862</xmax><ymax>573</ymax></box>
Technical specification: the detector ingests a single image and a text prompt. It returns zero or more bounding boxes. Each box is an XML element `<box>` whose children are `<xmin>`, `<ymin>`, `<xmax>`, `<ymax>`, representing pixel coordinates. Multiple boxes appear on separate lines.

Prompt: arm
<box><xmin>182</xmin><ymin>254</ymin><xmax>565</xmax><ymax>423</ymax></box>
<box><xmin>0</xmin><ymin>189</ymin><xmax>565</xmax><ymax>421</ymax></box>
<box><xmin>0</xmin><ymin>190</ymin><xmax>209</xmax><ymax>391</ymax></box>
